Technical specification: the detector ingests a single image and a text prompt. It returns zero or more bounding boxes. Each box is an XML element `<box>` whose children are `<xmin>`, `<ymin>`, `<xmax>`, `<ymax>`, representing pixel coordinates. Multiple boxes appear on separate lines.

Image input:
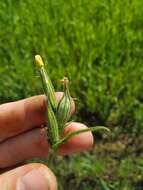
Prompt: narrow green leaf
<box><xmin>100</xmin><ymin>179</ymin><xmax>111</xmax><ymax>190</ymax></box>
<box><xmin>53</xmin><ymin>126</ymin><xmax>110</xmax><ymax>148</ymax></box>
<box><xmin>47</xmin><ymin>101</ymin><xmax>60</xmax><ymax>148</ymax></box>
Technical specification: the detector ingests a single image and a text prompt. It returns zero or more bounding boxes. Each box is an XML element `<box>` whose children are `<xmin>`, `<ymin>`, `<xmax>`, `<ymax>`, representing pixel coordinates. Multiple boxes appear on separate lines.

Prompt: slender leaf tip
<box><xmin>35</xmin><ymin>54</ymin><xmax>44</xmax><ymax>67</ymax></box>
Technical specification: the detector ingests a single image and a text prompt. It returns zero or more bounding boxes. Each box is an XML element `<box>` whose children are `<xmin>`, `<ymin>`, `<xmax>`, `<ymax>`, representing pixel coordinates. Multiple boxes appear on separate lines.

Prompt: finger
<box><xmin>0</xmin><ymin>163</ymin><xmax>57</xmax><ymax>190</ymax></box>
<box><xmin>58</xmin><ymin>122</ymin><xmax>94</xmax><ymax>155</ymax></box>
<box><xmin>0</xmin><ymin>122</ymin><xmax>93</xmax><ymax>169</ymax></box>
<box><xmin>0</xmin><ymin>128</ymin><xmax>49</xmax><ymax>169</ymax></box>
<box><xmin>0</xmin><ymin>93</ymin><xmax>75</xmax><ymax>142</ymax></box>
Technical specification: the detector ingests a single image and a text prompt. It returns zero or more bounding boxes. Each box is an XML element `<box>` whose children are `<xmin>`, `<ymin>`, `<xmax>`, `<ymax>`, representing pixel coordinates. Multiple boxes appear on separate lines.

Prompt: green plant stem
<box><xmin>47</xmin><ymin>149</ymin><xmax>57</xmax><ymax>169</ymax></box>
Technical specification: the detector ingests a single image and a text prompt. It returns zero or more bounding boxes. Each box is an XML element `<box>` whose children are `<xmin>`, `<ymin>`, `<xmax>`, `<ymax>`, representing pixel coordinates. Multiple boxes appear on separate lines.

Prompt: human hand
<box><xmin>0</xmin><ymin>93</ymin><xmax>93</xmax><ymax>190</ymax></box>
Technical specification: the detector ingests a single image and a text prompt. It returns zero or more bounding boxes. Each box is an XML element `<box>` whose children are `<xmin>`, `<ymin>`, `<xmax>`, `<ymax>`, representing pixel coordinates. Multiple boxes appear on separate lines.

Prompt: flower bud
<box><xmin>57</xmin><ymin>77</ymin><xmax>72</xmax><ymax>132</ymax></box>
<box><xmin>35</xmin><ymin>55</ymin><xmax>57</xmax><ymax>110</ymax></box>
<box><xmin>35</xmin><ymin>55</ymin><xmax>44</xmax><ymax>67</ymax></box>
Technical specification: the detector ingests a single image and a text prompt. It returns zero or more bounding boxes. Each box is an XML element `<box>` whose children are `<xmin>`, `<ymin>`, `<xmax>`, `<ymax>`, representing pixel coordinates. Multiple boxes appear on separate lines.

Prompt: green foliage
<box><xmin>32</xmin><ymin>152</ymin><xmax>143</xmax><ymax>190</ymax></box>
<box><xmin>0</xmin><ymin>0</ymin><xmax>143</xmax><ymax>134</ymax></box>
<box><xmin>118</xmin><ymin>157</ymin><xmax>135</xmax><ymax>178</ymax></box>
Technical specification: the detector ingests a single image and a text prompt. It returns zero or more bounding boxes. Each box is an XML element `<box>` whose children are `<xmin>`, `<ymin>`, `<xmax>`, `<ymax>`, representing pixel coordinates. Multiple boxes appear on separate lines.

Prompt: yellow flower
<box><xmin>35</xmin><ymin>54</ymin><xmax>44</xmax><ymax>67</ymax></box>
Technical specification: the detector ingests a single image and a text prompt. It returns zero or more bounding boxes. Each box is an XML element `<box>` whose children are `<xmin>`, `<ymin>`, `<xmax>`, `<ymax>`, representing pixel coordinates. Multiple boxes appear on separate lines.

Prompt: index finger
<box><xmin>0</xmin><ymin>122</ymin><xmax>93</xmax><ymax>169</ymax></box>
<box><xmin>0</xmin><ymin>93</ymin><xmax>75</xmax><ymax>142</ymax></box>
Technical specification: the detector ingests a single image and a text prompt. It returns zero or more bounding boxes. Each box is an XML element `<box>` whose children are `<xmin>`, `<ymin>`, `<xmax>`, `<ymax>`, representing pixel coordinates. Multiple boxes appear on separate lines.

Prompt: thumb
<box><xmin>0</xmin><ymin>163</ymin><xmax>57</xmax><ymax>190</ymax></box>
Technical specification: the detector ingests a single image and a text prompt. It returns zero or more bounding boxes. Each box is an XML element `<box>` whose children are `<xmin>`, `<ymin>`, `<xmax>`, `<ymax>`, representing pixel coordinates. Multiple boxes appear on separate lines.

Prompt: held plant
<box><xmin>34</xmin><ymin>55</ymin><xmax>110</xmax><ymax>152</ymax></box>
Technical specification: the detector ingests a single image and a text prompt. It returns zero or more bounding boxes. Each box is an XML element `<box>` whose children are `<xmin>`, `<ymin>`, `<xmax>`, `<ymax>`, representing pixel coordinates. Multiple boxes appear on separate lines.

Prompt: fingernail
<box><xmin>17</xmin><ymin>168</ymin><xmax>55</xmax><ymax>190</ymax></box>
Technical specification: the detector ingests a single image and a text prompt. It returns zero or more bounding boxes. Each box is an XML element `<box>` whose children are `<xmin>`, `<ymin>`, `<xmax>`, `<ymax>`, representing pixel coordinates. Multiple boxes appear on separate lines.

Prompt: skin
<box><xmin>0</xmin><ymin>93</ymin><xmax>94</xmax><ymax>190</ymax></box>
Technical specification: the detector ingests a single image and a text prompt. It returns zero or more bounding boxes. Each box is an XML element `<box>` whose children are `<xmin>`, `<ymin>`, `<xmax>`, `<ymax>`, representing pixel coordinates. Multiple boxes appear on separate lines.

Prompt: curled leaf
<box><xmin>53</xmin><ymin>126</ymin><xmax>110</xmax><ymax>149</ymax></box>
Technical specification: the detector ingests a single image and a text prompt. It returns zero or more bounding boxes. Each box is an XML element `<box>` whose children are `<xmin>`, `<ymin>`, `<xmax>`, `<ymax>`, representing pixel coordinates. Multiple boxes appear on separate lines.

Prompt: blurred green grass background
<box><xmin>0</xmin><ymin>0</ymin><xmax>143</xmax><ymax>189</ymax></box>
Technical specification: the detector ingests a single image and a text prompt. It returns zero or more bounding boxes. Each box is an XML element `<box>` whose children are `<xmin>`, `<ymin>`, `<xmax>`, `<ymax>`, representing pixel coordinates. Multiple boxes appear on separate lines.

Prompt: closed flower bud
<box><xmin>35</xmin><ymin>55</ymin><xmax>44</xmax><ymax>67</ymax></box>
<box><xmin>57</xmin><ymin>77</ymin><xmax>72</xmax><ymax>132</ymax></box>
<box><xmin>34</xmin><ymin>55</ymin><xmax>57</xmax><ymax>110</ymax></box>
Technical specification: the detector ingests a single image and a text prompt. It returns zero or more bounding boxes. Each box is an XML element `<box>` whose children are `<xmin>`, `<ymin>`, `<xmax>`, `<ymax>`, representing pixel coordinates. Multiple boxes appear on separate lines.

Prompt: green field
<box><xmin>0</xmin><ymin>0</ymin><xmax>143</xmax><ymax>189</ymax></box>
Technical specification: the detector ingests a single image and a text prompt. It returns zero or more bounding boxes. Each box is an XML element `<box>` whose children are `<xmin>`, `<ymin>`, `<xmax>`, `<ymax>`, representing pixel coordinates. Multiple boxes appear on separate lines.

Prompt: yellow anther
<box><xmin>35</xmin><ymin>54</ymin><xmax>44</xmax><ymax>67</ymax></box>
